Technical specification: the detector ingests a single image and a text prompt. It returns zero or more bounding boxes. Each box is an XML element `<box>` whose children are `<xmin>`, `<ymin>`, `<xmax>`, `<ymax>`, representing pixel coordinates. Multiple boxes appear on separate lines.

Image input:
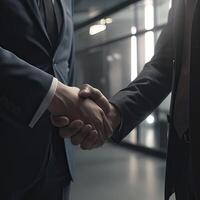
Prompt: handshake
<box><xmin>48</xmin><ymin>82</ymin><xmax>121</xmax><ymax>150</ymax></box>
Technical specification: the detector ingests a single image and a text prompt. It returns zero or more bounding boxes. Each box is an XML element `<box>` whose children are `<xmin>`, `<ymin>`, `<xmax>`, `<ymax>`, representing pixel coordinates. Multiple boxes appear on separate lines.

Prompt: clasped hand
<box><xmin>48</xmin><ymin>82</ymin><xmax>121</xmax><ymax>150</ymax></box>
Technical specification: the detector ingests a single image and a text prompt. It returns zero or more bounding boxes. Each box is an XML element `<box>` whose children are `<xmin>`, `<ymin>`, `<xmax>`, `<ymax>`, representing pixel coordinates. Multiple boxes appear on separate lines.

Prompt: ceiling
<box><xmin>74</xmin><ymin>0</ymin><xmax>129</xmax><ymax>25</ymax></box>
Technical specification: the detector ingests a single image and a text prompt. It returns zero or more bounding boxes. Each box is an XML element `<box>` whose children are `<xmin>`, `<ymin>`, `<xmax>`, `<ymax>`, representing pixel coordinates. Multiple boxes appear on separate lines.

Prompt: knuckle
<box><xmin>95</xmin><ymin>89</ymin><xmax>102</xmax><ymax>96</ymax></box>
<box><xmin>85</xmin><ymin>84</ymin><xmax>90</xmax><ymax>88</ymax></box>
<box><xmin>85</xmin><ymin>125</ymin><xmax>92</xmax><ymax>131</ymax></box>
<box><xmin>83</xmin><ymin>84</ymin><xmax>90</xmax><ymax>89</ymax></box>
<box><xmin>99</xmin><ymin>109</ymin><xmax>104</xmax><ymax>116</ymax></box>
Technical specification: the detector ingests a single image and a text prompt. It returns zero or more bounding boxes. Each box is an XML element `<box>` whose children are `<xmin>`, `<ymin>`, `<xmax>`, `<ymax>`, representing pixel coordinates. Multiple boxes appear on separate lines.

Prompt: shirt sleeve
<box><xmin>29</xmin><ymin>77</ymin><xmax>58</xmax><ymax>128</ymax></box>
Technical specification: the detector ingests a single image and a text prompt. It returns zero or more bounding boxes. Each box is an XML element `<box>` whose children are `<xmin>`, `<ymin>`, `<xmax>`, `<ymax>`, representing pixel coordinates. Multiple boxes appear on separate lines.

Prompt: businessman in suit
<box><xmin>0</xmin><ymin>0</ymin><xmax>112</xmax><ymax>199</ymax></box>
<box><xmin>54</xmin><ymin>0</ymin><xmax>200</xmax><ymax>199</ymax></box>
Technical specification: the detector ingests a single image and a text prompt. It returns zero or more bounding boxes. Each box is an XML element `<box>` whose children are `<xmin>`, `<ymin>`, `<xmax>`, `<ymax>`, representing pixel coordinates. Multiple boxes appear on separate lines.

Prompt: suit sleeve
<box><xmin>110</xmin><ymin>9</ymin><xmax>175</xmax><ymax>142</ymax></box>
<box><xmin>0</xmin><ymin>46</ymin><xmax>53</xmax><ymax>126</ymax></box>
<box><xmin>29</xmin><ymin>77</ymin><xmax>58</xmax><ymax>128</ymax></box>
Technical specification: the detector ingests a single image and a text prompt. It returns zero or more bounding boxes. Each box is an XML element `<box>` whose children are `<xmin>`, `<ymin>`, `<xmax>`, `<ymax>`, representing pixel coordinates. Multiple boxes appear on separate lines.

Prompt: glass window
<box><xmin>135</xmin><ymin>0</ymin><xmax>154</xmax><ymax>31</ymax></box>
<box><xmin>75</xmin><ymin>38</ymin><xmax>132</xmax><ymax>98</ymax></box>
<box><xmin>137</xmin><ymin>34</ymin><xmax>145</xmax><ymax>73</ymax></box>
<box><xmin>154</xmin><ymin>0</ymin><xmax>171</xmax><ymax>26</ymax></box>
<box><xmin>103</xmin><ymin>5</ymin><xmax>136</xmax><ymax>41</ymax></box>
<box><xmin>75</xmin><ymin>5</ymin><xmax>136</xmax><ymax>51</ymax></box>
<box><xmin>75</xmin><ymin>0</ymin><xmax>171</xmax><ymax>152</ymax></box>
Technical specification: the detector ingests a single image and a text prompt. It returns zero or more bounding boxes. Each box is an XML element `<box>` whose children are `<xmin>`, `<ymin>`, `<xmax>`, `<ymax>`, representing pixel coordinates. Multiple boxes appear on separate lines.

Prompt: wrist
<box><xmin>48</xmin><ymin>82</ymin><xmax>80</xmax><ymax>117</ymax></box>
<box><xmin>48</xmin><ymin>81</ymin><xmax>68</xmax><ymax>115</ymax></box>
<box><xmin>108</xmin><ymin>103</ymin><xmax>121</xmax><ymax>131</ymax></box>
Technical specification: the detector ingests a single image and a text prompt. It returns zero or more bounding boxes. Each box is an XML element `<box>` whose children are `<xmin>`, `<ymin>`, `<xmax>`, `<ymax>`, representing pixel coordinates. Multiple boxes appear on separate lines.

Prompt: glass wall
<box><xmin>74</xmin><ymin>0</ymin><xmax>172</xmax><ymax>153</ymax></box>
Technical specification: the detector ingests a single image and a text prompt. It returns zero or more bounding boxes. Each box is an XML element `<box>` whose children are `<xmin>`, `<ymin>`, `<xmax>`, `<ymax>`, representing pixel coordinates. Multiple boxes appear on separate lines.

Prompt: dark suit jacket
<box><xmin>110</xmin><ymin>0</ymin><xmax>200</xmax><ymax>199</ymax></box>
<box><xmin>0</xmin><ymin>0</ymin><xmax>74</xmax><ymax>197</ymax></box>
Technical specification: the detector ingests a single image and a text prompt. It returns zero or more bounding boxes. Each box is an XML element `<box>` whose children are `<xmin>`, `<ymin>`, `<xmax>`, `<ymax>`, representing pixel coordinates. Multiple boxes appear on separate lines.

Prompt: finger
<box><xmin>59</xmin><ymin>120</ymin><xmax>84</xmax><ymax>138</ymax></box>
<box><xmin>80</xmin><ymin>130</ymin><xmax>104</xmax><ymax>150</ymax></box>
<box><xmin>91</xmin><ymin>137</ymin><xmax>105</xmax><ymax>149</ymax></box>
<box><xmin>71</xmin><ymin>124</ymin><xmax>93</xmax><ymax>145</ymax></box>
<box><xmin>51</xmin><ymin>115</ymin><xmax>70</xmax><ymax>128</ymax></box>
<box><xmin>79</xmin><ymin>84</ymin><xmax>93</xmax><ymax>98</ymax></box>
<box><xmin>79</xmin><ymin>84</ymin><xmax>104</xmax><ymax>103</ymax></box>
<box><xmin>92</xmin><ymin>117</ymin><xmax>104</xmax><ymax>140</ymax></box>
<box><xmin>90</xmin><ymin>130</ymin><xmax>105</xmax><ymax>149</ymax></box>
<box><xmin>102</xmin><ymin>113</ymin><xmax>113</xmax><ymax>139</ymax></box>
<box><xmin>79</xmin><ymin>84</ymin><xmax>110</xmax><ymax>114</ymax></box>
<box><xmin>93</xmin><ymin>111</ymin><xmax>113</xmax><ymax>141</ymax></box>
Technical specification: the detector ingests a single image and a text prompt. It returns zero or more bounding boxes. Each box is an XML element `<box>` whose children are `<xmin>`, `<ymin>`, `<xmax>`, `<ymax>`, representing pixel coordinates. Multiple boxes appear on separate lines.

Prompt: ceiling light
<box><xmin>146</xmin><ymin>114</ymin><xmax>155</xmax><ymax>124</ymax></box>
<box><xmin>100</xmin><ymin>19</ymin><xmax>106</xmax><ymax>25</ymax></box>
<box><xmin>100</xmin><ymin>18</ymin><xmax>113</xmax><ymax>25</ymax></box>
<box><xmin>131</xmin><ymin>26</ymin><xmax>137</xmax><ymax>34</ymax></box>
<box><xmin>89</xmin><ymin>24</ymin><xmax>106</xmax><ymax>35</ymax></box>
<box><xmin>105</xmin><ymin>18</ymin><xmax>113</xmax><ymax>24</ymax></box>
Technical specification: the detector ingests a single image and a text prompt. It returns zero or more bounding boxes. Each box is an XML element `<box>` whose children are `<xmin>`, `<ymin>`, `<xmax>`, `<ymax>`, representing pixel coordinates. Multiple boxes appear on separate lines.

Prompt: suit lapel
<box><xmin>170</xmin><ymin>0</ymin><xmax>185</xmax><ymax>114</ymax></box>
<box><xmin>174</xmin><ymin>0</ymin><xmax>185</xmax><ymax>80</ymax></box>
<box><xmin>23</xmin><ymin>0</ymin><xmax>52</xmax><ymax>49</ymax></box>
<box><xmin>173</xmin><ymin>0</ymin><xmax>198</xmax><ymax>98</ymax></box>
<box><xmin>24</xmin><ymin>0</ymin><xmax>66</xmax><ymax>55</ymax></box>
<box><xmin>54</xmin><ymin>0</ymin><xmax>65</xmax><ymax>53</ymax></box>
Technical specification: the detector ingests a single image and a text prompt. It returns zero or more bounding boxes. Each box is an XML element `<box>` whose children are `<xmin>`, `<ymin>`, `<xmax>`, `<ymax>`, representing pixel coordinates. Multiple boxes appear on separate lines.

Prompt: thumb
<box><xmin>79</xmin><ymin>84</ymin><xmax>111</xmax><ymax>114</ymax></box>
<box><xmin>50</xmin><ymin>115</ymin><xmax>70</xmax><ymax>128</ymax></box>
<box><xmin>79</xmin><ymin>86</ymin><xmax>91</xmax><ymax>98</ymax></box>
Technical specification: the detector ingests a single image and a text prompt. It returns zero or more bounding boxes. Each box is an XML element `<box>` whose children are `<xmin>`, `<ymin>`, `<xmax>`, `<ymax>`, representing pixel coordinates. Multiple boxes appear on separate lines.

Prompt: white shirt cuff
<box><xmin>29</xmin><ymin>77</ymin><xmax>58</xmax><ymax>128</ymax></box>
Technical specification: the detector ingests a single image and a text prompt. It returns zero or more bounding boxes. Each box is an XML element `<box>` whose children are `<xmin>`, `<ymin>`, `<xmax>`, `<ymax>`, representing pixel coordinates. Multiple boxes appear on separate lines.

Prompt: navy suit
<box><xmin>0</xmin><ymin>0</ymin><xmax>75</xmax><ymax>198</ymax></box>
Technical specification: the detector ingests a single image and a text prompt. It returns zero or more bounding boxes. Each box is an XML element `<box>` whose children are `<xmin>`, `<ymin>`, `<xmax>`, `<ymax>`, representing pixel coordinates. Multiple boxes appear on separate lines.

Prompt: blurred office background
<box><xmin>71</xmin><ymin>0</ymin><xmax>173</xmax><ymax>200</ymax></box>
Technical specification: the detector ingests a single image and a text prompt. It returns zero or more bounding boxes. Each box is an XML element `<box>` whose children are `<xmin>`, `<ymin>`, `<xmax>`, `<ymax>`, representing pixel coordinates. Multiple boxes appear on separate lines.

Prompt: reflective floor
<box><xmin>71</xmin><ymin>143</ymin><xmax>166</xmax><ymax>200</ymax></box>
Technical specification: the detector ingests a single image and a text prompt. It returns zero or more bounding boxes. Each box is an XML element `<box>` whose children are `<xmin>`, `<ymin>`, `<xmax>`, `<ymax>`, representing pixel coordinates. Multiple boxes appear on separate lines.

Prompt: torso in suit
<box><xmin>0</xmin><ymin>0</ymin><xmax>75</xmax><ymax>198</ymax></box>
<box><xmin>110</xmin><ymin>0</ymin><xmax>200</xmax><ymax>199</ymax></box>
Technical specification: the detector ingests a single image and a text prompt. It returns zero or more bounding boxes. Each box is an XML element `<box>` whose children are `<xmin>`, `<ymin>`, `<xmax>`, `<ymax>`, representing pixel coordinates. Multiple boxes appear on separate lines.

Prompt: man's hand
<box><xmin>79</xmin><ymin>84</ymin><xmax>121</xmax><ymax>131</ymax></box>
<box><xmin>51</xmin><ymin>84</ymin><xmax>121</xmax><ymax>150</ymax></box>
<box><xmin>48</xmin><ymin>81</ymin><xmax>113</xmax><ymax>144</ymax></box>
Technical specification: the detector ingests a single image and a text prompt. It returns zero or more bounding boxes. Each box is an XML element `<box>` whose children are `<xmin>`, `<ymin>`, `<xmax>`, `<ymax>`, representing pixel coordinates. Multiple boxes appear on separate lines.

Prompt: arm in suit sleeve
<box><xmin>0</xmin><ymin>46</ymin><xmax>54</xmax><ymax>126</ymax></box>
<box><xmin>110</xmin><ymin>9</ymin><xmax>174</xmax><ymax>142</ymax></box>
<box><xmin>29</xmin><ymin>77</ymin><xmax>58</xmax><ymax>128</ymax></box>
